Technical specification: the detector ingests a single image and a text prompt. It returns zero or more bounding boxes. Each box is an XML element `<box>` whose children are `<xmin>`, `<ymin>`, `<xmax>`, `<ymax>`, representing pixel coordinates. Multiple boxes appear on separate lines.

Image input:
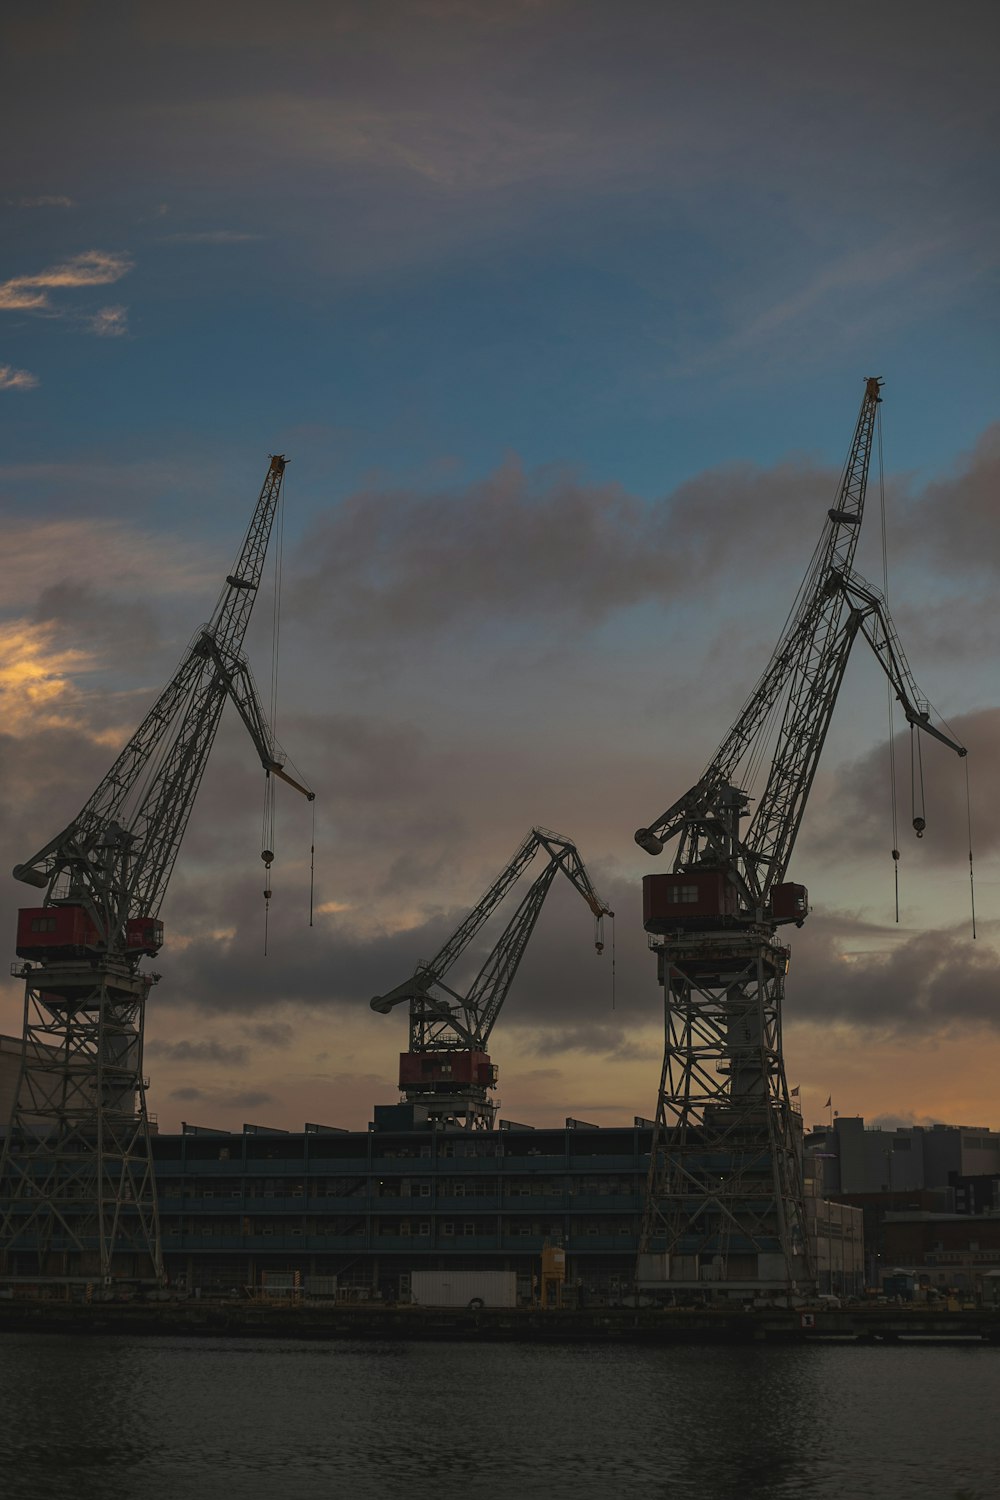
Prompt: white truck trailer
<box><xmin>409</xmin><ymin>1269</ymin><xmax>517</xmax><ymax>1308</ymax></box>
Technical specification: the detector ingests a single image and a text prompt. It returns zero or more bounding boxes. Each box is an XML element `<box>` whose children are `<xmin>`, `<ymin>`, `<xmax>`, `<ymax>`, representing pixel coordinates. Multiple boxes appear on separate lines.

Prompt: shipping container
<box><xmin>303</xmin><ymin>1275</ymin><xmax>338</xmax><ymax>1299</ymax></box>
<box><xmin>409</xmin><ymin>1269</ymin><xmax>517</xmax><ymax>1308</ymax></box>
<box><xmin>635</xmin><ymin>1252</ymin><xmax>671</xmax><ymax>1286</ymax></box>
<box><xmin>642</xmin><ymin>872</ymin><xmax>738</xmax><ymax>932</ymax></box>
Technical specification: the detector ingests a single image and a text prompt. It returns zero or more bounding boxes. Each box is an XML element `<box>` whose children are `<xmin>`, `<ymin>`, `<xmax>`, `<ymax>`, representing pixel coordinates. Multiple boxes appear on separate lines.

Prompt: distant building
<box><xmin>882</xmin><ymin>1210</ymin><xmax>1000</xmax><ymax>1297</ymax></box>
<box><xmin>807</xmin><ymin>1115</ymin><xmax>1000</xmax><ymax>1196</ymax></box>
<box><xmin>806</xmin><ymin>1114</ymin><xmax>1000</xmax><ymax>1290</ymax></box>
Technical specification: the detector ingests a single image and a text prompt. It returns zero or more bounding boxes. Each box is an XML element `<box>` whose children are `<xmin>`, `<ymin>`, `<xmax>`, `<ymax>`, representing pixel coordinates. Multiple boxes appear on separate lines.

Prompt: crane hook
<box><xmin>912</xmin><ymin>818</ymin><xmax>925</xmax><ymax>839</ymax></box>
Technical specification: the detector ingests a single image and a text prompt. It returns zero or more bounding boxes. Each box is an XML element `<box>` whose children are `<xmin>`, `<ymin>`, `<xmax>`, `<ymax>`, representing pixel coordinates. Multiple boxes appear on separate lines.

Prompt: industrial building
<box><xmin>146</xmin><ymin>1113</ymin><xmax>862</xmax><ymax>1299</ymax></box>
<box><xmin>807</xmin><ymin>1115</ymin><xmax>1000</xmax><ymax>1195</ymax></box>
<box><xmin>0</xmin><ymin>1055</ymin><xmax>862</xmax><ymax>1299</ymax></box>
<box><xmin>805</xmin><ymin>1115</ymin><xmax>1000</xmax><ymax>1291</ymax></box>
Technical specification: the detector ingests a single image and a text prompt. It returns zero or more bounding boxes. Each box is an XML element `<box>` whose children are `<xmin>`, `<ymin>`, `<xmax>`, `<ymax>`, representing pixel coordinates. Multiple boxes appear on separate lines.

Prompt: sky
<box><xmin>1</xmin><ymin>0</ymin><xmax>998</xmax><ymax>1136</ymax></box>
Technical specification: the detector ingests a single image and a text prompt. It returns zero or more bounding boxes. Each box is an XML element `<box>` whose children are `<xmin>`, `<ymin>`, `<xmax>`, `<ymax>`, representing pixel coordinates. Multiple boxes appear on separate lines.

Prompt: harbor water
<box><xmin>1</xmin><ymin>1334</ymin><xmax>997</xmax><ymax>1500</ymax></box>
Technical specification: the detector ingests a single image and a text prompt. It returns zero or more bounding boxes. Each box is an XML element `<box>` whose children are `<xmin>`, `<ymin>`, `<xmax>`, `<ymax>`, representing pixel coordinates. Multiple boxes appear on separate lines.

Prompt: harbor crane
<box><xmin>371</xmin><ymin>827</ymin><xmax>612</xmax><ymax>1129</ymax></box>
<box><xmin>633</xmin><ymin>379</ymin><xmax>966</xmax><ymax>1296</ymax></box>
<box><xmin>0</xmin><ymin>455</ymin><xmax>313</xmax><ymax>1286</ymax></box>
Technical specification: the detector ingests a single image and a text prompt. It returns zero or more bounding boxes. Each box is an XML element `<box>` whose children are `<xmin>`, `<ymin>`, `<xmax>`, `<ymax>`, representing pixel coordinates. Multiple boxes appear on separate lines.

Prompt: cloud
<box><xmin>789</xmin><ymin>914</ymin><xmax>1000</xmax><ymax>1036</ymax></box>
<box><xmin>160</xmin><ymin>230</ymin><xmax>261</xmax><ymax>243</ymax></box>
<box><xmin>811</xmin><ymin>708</ymin><xmax>999</xmax><ymax>863</ymax></box>
<box><xmin>0</xmin><ymin>364</ymin><xmax>38</xmax><ymax>390</ymax></box>
<box><xmin>242</xmin><ymin>1022</ymin><xmax>295</xmax><ymax>1048</ymax></box>
<box><xmin>0</xmin><ymin>515</ymin><xmax>208</xmax><ymax>610</ymax></box>
<box><xmin>168</xmin><ymin>1085</ymin><xmax>274</xmax><ymax>1109</ymax></box>
<box><xmin>292</xmin><ymin>454</ymin><xmax>832</xmax><ymax>642</ymax></box>
<box><xmin>0</xmin><ymin>619</ymin><xmax>97</xmax><ymax>736</ymax></box>
<box><xmin>0</xmin><ymin>250</ymin><xmax>133</xmax><ymax>313</ymax></box>
<box><xmin>909</xmin><ymin>423</ymin><xmax>1000</xmax><ymax>579</ymax></box>
<box><xmin>147</xmin><ymin>1038</ymin><xmax>250</xmax><ymax>1066</ymax></box>
<box><xmin>9</xmin><ymin>195</ymin><xmax>75</xmax><ymax>208</ymax></box>
<box><xmin>519</xmin><ymin>1022</ymin><xmax>660</xmax><ymax>1062</ymax></box>
<box><xmin>88</xmin><ymin>304</ymin><xmax>128</xmax><ymax>337</ymax></box>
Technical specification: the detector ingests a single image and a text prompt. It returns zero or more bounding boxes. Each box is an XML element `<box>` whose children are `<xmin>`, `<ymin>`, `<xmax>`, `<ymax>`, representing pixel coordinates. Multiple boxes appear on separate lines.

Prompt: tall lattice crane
<box><xmin>0</xmin><ymin>455</ymin><xmax>312</xmax><ymax>1286</ymax></box>
<box><xmin>633</xmin><ymin>379</ymin><xmax>966</xmax><ymax>1296</ymax></box>
<box><xmin>371</xmin><ymin>827</ymin><xmax>612</xmax><ymax>1129</ymax></box>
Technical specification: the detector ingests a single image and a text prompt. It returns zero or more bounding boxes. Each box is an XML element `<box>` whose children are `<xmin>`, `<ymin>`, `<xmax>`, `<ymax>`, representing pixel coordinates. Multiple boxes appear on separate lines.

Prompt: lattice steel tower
<box><xmin>634</xmin><ymin>380</ymin><xmax>966</xmax><ymax>1296</ymax></box>
<box><xmin>0</xmin><ymin>455</ymin><xmax>312</xmax><ymax>1285</ymax></box>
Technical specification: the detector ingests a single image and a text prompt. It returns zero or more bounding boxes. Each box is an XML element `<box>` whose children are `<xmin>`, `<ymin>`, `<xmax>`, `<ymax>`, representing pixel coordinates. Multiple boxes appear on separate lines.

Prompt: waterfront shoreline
<box><xmin>2</xmin><ymin>1299</ymin><xmax>999</xmax><ymax>1345</ymax></box>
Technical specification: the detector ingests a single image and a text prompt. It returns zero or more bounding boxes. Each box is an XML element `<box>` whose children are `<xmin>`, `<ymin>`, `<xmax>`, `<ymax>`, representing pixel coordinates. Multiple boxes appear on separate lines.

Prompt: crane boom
<box><xmin>12</xmin><ymin>456</ymin><xmax>310</xmax><ymax>932</ymax></box>
<box><xmin>636</xmin><ymin>378</ymin><xmax>964</xmax><ymax>904</ymax></box>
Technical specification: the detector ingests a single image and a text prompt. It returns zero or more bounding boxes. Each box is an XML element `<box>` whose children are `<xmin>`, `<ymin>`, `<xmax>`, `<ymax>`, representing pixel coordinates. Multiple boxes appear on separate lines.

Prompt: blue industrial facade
<box><xmin>151</xmin><ymin>1118</ymin><xmax>653</xmax><ymax>1298</ymax></box>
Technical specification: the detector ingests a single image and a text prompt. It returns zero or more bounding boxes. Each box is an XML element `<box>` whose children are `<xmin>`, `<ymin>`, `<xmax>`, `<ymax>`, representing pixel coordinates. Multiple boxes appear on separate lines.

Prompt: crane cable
<box><xmin>965</xmin><ymin>759</ymin><xmax>977</xmax><ymax>940</ymax></box>
<box><xmin>910</xmin><ymin>724</ymin><xmax>927</xmax><ymax>839</ymax></box>
<box><xmin>309</xmin><ymin>798</ymin><xmax>316</xmax><ymax>929</ymax></box>
<box><xmin>877</xmin><ymin>405</ymin><xmax>901</xmax><ymax>921</ymax></box>
<box><xmin>260</xmin><ymin>462</ymin><xmax>286</xmax><ymax>951</ymax></box>
<box><xmin>878</xmin><ymin>411</ymin><xmax>977</xmax><ymax>940</ymax></box>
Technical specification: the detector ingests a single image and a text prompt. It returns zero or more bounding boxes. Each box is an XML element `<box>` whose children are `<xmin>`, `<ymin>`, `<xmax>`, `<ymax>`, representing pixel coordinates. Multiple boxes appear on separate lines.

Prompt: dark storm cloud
<box><xmin>146</xmin><ymin>1037</ymin><xmax>249</xmax><ymax>1066</ymax></box>
<box><xmin>910</xmin><ymin>423</ymin><xmax>1000</xmax><ymax>579</ymax></box>
<box><xmin>33</xmin><ymin>581</ymin><xmax>161</xmax><ymax>664</ymax></box>
<box><xmin>293</xmin><ymin>457</ymin><xmax>834</xmax><ymax>640</ymax></box>
<box><xmin>163</xmin><ymin>896</ymin><xmax>458</xmax><ymax>1015</ymax></box>
<box><xmin>787</xmin><ymin>913</ymin><xmax>998</xmax><ymax>1035</ymax></box>
<box><xmin>156</xmin><ymin>864</ymin><xmax>648</xmax><ymax>1042</ymax></box>
<box><xmin>0</xmin><ymin>726</ymin><xmax>110</xmax><ymax>852</ymax></box>
<box><xmin>518</xmin><ymin>1022</ymin><xmax>661</xmax><ymax>1063</ymax></box>
<box><xmin>809</xmin><ymin>708</ymin><xmax>999</xmax><ymax>863</ymax></box>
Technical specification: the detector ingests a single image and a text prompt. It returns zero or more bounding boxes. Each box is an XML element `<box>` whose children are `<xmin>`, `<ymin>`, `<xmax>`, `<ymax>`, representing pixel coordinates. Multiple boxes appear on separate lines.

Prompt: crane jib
<box><xmin>635</xmin><ymin>376</ymin><xmax>965</xmax><ymax>915</ymax></box>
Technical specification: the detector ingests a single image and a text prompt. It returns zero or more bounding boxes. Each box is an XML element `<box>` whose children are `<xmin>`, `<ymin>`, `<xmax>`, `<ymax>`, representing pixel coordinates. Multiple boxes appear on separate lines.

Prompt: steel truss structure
<box><xmin>4</xmin><ymin>959</ymin><xmax>160</xmax><ymax>1280</ymax></box>
<box><xmin>1</xmin><ymin>455</ymin><xmax>312</xmax><ymax>1285</ymax></box>
<box><xmin>372</xmin><ymin>827</ymin><xmax>612</xmax><ymax>1129</ymax></box>
<box><xmin>635</xmin><ymin>380</ymin><xmax>966</xmax><ymax>1294</ymax></box>
<box><xmin>643</xmin><ymin>899</ymin><xmax>808</xmax><ymax>1288</ymax></box>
